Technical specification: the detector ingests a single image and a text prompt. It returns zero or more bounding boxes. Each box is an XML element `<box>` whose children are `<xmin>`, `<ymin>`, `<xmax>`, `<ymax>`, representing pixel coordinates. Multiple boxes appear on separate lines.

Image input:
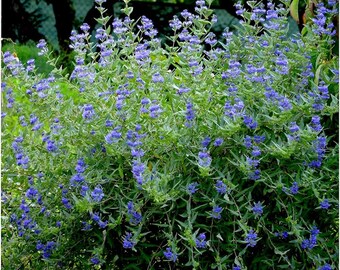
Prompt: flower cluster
<box><xmin>163</xmin><ymin>247</ymin><xmax>178</xmax><ymax>262</ymax></box>
<box><xmin>12</xmin><ymin>136</ymin><xmax>29</xmax><ymax>169</ymax></box>
<box><xmin>211</xmin><ymin>205</ymin><xmax>223</xmax><ymax>219</ymax></box>
<box><xmin>127</xmin><ymin>201</ymin><xmax>142</xmax><ymax>225</ymax></box>
<box><xmin>244</xmin><ymin>135</ymin><xmax>265</xmax><ymax>180</ymax></box>
<box><xmin>245</xmin><ymin>229</ymin><xmax>258</xmax><ymax>248</ymax></box>
<box><xmin>187</xmin><ymin>182</ymin><xmax>199</xmax><ymax>195</ymax></box>
<box><xmin>252</xmin><ymin>202</ymin><xmax>264</xmax><ymax>216</ymax></box>
<box><xmin>195</xmin><ymin>233</ymin><xmax>207</xmax><ymax>249</ymax></box>
<box><xmin>91</xmin><ymin>212</ymin><xmax>108</xmax><ymax>229</ymax></box>
<box><xmin>123</xmin><ymin>232</ymin><xmax>136</xmax><ymax>249</ymax></box>
<box><xmin>36</xmin><ymin>241</ymin><xmax>57</xmax><ymax>259</ymax></box>
<box><xmin>301</xmin><ymin>226</ymin><xmax>320</xmax><ymax>250</ymax></box>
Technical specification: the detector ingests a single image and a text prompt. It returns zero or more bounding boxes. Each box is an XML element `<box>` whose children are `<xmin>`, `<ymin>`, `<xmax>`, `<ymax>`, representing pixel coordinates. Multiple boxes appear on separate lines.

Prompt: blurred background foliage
<box><xmin>1</xmin><ymin>0</ymin><xmax>337</xmax><ymax>74</ymax></box>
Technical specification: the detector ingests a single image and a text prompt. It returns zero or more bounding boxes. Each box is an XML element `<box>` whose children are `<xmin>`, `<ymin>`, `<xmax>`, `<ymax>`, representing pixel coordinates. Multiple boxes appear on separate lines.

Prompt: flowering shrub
<box><xmin>1</xmin><ymin>0</ymin><xmax>339</xmax><ymax>269</ymax></box>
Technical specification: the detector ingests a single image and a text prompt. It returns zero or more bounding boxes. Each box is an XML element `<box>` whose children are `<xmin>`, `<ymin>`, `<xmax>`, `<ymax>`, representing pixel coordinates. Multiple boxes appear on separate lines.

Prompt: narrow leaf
<box><xmin>290</xmin><ymin>0</ymin><xmax>300</xmax><ymax>24</ymax></box>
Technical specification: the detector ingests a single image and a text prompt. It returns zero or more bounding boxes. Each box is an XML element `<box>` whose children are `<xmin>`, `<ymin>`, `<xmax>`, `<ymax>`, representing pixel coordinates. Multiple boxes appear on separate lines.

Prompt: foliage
<box><xmin>1</xmin><ymin>41</ymin><xmax>54</xmax><ymax>76</ymax></box>
<box><xmin>1</xmin><ymin>0</ymin><xmax>338</xmax><ymax>269</ymax></box>
<box><xmin>1</xmin><ymin>40</ymin><xmax>76</xmax><ymax>76</ymax></box>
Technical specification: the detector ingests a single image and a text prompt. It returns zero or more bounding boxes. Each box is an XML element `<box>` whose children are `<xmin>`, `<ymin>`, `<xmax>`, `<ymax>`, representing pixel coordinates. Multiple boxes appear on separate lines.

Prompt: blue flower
<box><xmin>312</xmin><ymin>3</ymin><xmax>336</xmax><ymax>36</ymax></box>
<box><xmin>211</xmin><ymin>205</ymin><xmax>223</xmax><ymax>219</ymax></box>
<box><xmin>198</xmin><ymin>151</ymin><xmax>212</xmax><ymax>167</ymax></box>
<box><xmin>310</xmin><ymin>116</ymin><xmax>322</xmax><ymax>132</ymax></box>
<box><xmin>180</xmin><ymin>9</ymin><xmax>193</xmax><ymax>20</ymax></box>
<box><xmin>195</xmin><ymin>233</ymin><xmax>207</xmax><ymax>249</ymax></box>
<box><xmin>281</xmin><ymin>231</ymin><xmax>289</xmax><ymax>239</ymax></box>
<box><xmin>311</xmin><ymin>226</ymin><xmax>320</xmax><ymax>236</ymax></box>
<box><xmin>112</xmin><ymin>18</ymin><xmax>128</xmax><ymax>35</ymax></box>
<box><xmin>187</xmin><ymin>182</ymin><xmax>199</xmax><ymax>195</ymax></box>
<box><xmin>253</xmin><ymin>135</ymin><xmax>265</xmax><ymax>144</ymax></box>
<box><xmin>243</xmin><ymin>115</ymin><xmax>257</xmax><ymax>129</ymax></box>
<box><xmin>36</xmin><ymin>241</ymin><xmax>45</xmax><ymax>251</ymax></box>
<box><xmin>249</xmin><ymin>169</ymin><xmax>261</xmax><ymax>180</ymax></box>
<box><xmin>70</xmin><ymin>173</ymin><xmax>85</xmax><ymax>186</ymax></box>
<box><xmin>215</xmin><ymin>180</ymin><xmax>227</xmax><ymax>194</ymax></box>
<box><xmin>244</xmin><ymin>136</ymin><xmax>252</xmax><ymax>148</ymax></box>
<box><xmin>127</xmin><ymin>202</ymin><xmax>143</xmax><ymax>225</ymax></box>
<box><xmin>37</xmin><ymin>39</ymin><xmax>48</xmax><ymax>55</ymax></box>
<box><xmin>91</xmin><ymin>212</ymin><xmax>101</xmax><ymax>222</ymax></box>
<box><xmin>163</xmin><ymin>247</ymin><xmax>178</xmax><ymax>262</ymax></box>
<box><xmin>301</xmin><ymin>239</ymin><xmax>310</xmax><ymax>249</ymax></box>
<box><xmin>105</xmin><ymin>128</ymin><xmax>122</xmax><ymax>144</ymax></box>
<box><xmin>251</xmin><ymin>146</ymin><xmax>261</xmax><ymax>157</ymax></box>
<box><xmin>205</xmin><ymin>32</ymin><xmax>217</xmax><ymax>46</ymax></box>
<box><xmin>245</xmin><ymin>229</ymin><xmax>258</xmax><ymax>247</ymax></box>
<box><xmin>90</xmin><ymin>256</ymin><xmax>100</xmax><ymax>265</ymax></box>
<box><xmin>80</xmin><ymin>22</ymin><xmax>90</xmax><ymax>32</ymax></box>
<box><xmin>46</xmin><ymin>140</ymin><xmax>58</xmax><ymax>152</ymax></box>
<box><xmin>98</xmin><ymin>220</ymin><xmax>108</xmax><ymax>229</ymax></box>
<box><xmin>213</xmin><ymin>138</ymin><xmax>224</xmax><ymax>146</ymax></box>
<box><xmin>320</xmin><ymin>199</ymin><xmax>330</xmax><ymax>209</ymax></box>
<box><xmin>318</xmin><ymin>82</ymin><xmax>329</xmax><ymax>100</ymax></box>
<box><xmin>18</xmin><ymin>115</ymin><xmax>26</xmax><ymax>125</ymax></box>
<box><xmin>91</xmin><ymin>186</ymin><xmax>104</xmax><ymax>202</ymax></box>
<box><xmin>139</xmin><ymin>15</ymin><xmax>155</xmax><ymax>31</ymax></box>
<box><xmin>275</xmin><ymin>54</ymin><xmax>289</xmax><ymax>75</ymax></box>
<box><xmin>123</xmin><ymin>232</ymin><xmax>135</xmax><ymax>249</ymax></box>
<box><xmin>169</xmin><ymin>15</ymin><xmax>182</xmax><ymax>31</ymax></box>
<box><xmin>132</xmin><ymin>160</ymin><xmax>146</xmax><ymax>186</ymax></box>
<box><xmin>29</xmin><ymin>114</ymin><xmax>38</xmax><ymax>125</ymax></box>
<box><xmin>25</xmin><ymin>187</ymin><xmax>38</xmax><ymax>200</ymax></box>
<box><xmin>61</xmin><ymin>197</ymin><xmax>72</xmax><ymax>209</ymax></box>
<box><xmin>23</xmin><ymin>218</ymin><xmax>33</xmax><ymax>229</ymax></box>
<box><xmin>301</xmin><ymin>226</ymin><xmax>320</xmax><ymax>249</ymax></box>
<box><xmin>152</xmin><ymin>72</ymin><xmax>164</xmax><ymax>83</ymax></box>
<box><xmin>81</xmin><ymin>221</ymin><xmax>92</xmax><ymax>231</ymax></box>
<box><xmin>177</xmin><ymin>86</ymin><xmax>190</xmax><ymax>95</ymax></box>
<box><xmin>247</xmin><ymin>157</ymin><xmax>260</xmax><ymax>168</ymax></box>
<box><xmin>185</xmin><ymin>101</ymin><xmax>195</xmax><ymax>126</ymax></box>
<box><xmin>82</xmin><ymin>104</ymin><xmax>95</xmax><ymax>120</ymax></box>
<box><xmin>135</xmin><ymin>43</ymin><xmax>150</xmax><ymax>64</ymax></box>
<box><xmin>318</xmin><ymin>264</ymin><xmax>332</xmax><ymax>270</ymax></box>
<box><xmin>201</xmin><ymin>137</ymin><xmax>211</xmax><ymax>148</ymax></box>
<box><xmin>290</xmin><ymin>182</ymin><xmax>299</xmax><ymax>195</ymax></box>
<box><xmin>178</xmin><ymin>29</ymin><xmax>191</xmax><ymax>41</ymax></box>
<box><xmin>252</xmin><ymin>202</ymin><xmax>264</xmax><ymax>216</ymax></box>
<box><xmin>75</xmin><ymin>158</ymin><xmax>86</xmax><ymax>173</ymax></box>
<box><xmin>222</xmin><ymin>60</ymin><xmax>241</xmax><ymax>79</ymax></box>
<box><xmin>41</xmin><ymin>241</ymin><xmax>57</xmax><ymax>259</ymax></box>
<box><xmin>224</xmin><ymin>99</ymin><xmax>244</xmax><ymax>119</ymax></box>
<box><xmin>149</xmin><ymin>101</ymin><xmax>163</xmax><ymax>118</ymax></box>
<box><xmin>288</xmin><ymin>122</ymin><xmax>300</xmax><ymax>140</ymax></box>
<box><xmin>309</xmin><ymin>136</ymin><xmax>327</xmax><ymax>168</ymax></box>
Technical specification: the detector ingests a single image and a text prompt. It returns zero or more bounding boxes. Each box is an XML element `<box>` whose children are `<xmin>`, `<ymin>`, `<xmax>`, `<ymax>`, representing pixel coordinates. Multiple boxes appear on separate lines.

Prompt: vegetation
<box><xmin>1</xmin><ymin>0</ymin><xmax>338</xmax><ymax>269</ymax></box>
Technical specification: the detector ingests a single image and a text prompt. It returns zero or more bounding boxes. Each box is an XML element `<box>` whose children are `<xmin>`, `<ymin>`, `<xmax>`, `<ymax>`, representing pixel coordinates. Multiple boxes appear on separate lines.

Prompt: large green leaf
<box><xmin>290</xmin><ymin>0</ymin><xmax>300</xmax><ymax>23</ymax></box>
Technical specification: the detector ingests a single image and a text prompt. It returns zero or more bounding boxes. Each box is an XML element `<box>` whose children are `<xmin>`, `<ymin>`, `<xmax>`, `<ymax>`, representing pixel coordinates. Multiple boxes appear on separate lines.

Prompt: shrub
<box><xmin>1</xmin><ymin>0</ymin><xmax>338</xmax><ymax>269</ymax></box>
<box><xmin>1</xmin><ymin>40</ymin><xmax>54</xmax><ymax>75</ymax></box>
<box><xmin>1</xmin><ymin>40</ymin><xmax>76</xmax><ymax>76</ymax></box>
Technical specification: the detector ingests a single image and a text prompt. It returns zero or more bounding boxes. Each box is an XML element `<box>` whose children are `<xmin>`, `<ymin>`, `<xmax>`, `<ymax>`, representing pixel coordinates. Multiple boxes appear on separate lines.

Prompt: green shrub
<box><xmin>1</xmin><ymin>0</ymin><xmax>338</xmax><ymax>269</ymax></box>
<box><xmin>1</xmin><ymin>40</ymin><xmax>54</xmax><ymax>75</ymax></box>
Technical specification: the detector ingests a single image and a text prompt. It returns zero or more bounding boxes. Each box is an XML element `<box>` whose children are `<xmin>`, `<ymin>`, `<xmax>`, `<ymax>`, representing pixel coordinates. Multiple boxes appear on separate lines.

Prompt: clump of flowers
<box><xmin>1</xmin><ymin>0</ymin><xmax>338</xmax><ymax>269</ymax></box>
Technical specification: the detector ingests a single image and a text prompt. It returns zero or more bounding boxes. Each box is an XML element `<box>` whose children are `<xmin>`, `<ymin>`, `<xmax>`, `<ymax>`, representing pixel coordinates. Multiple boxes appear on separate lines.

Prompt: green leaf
<box><xmin>314</xmin><ymin>64</ymin><xmax>324</xmax><ymax>84</ymax></box>
<box><xmin>290</xmin><ymin>0</ymin><xmax>300</xmax><ymax>24</ymax></box>
<box><xmin>122</xmin><ymin>6</ymin><xmax>133</xmax><ymax>16</ymax></box>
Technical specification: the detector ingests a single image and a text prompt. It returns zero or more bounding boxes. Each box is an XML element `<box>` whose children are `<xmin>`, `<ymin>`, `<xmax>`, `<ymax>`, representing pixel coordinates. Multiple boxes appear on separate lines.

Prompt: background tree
<box><xmin>2</xmin><ymin>0</ymin><xmax>44</xmax><ymax>43</ymax></box>
<box><xmin>44</xmin><ymin>0</ymin><xmax>76</xmax><ymax>53</ymax></box>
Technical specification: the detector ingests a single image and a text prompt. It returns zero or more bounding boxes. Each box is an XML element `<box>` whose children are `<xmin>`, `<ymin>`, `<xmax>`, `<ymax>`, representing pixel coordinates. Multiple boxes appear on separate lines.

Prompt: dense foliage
<box><xmin>1</xmin><ymin>0</ymin><xmax>338</xmax><ymax>269</ymax></box>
